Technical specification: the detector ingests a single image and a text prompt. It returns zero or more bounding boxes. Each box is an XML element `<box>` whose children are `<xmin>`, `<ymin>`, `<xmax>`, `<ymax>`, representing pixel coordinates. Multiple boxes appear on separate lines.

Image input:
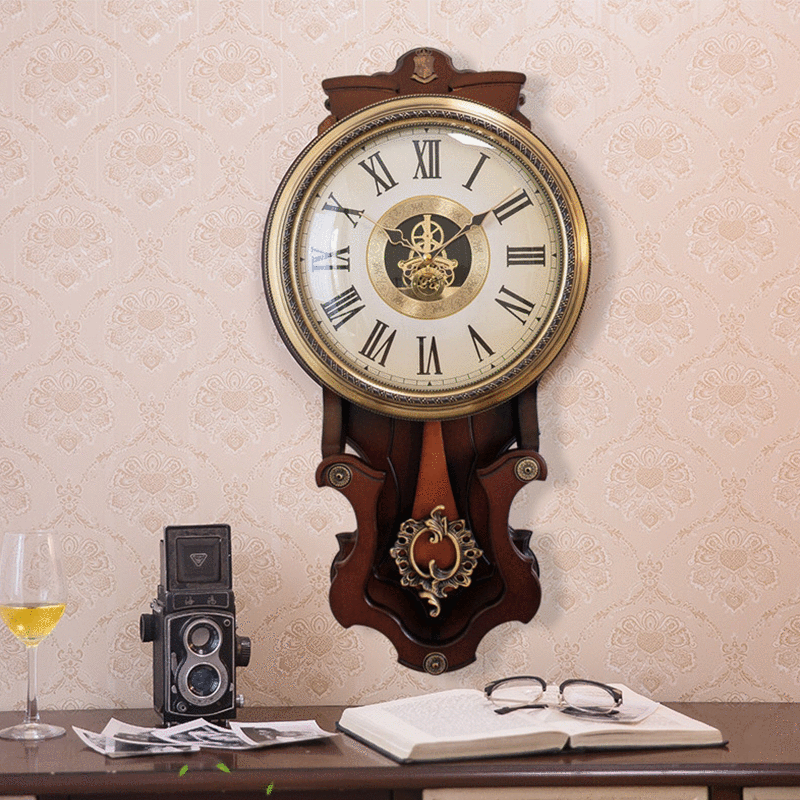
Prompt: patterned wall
<box><xmin>1</xmin><ymin>0</ymin><xmax>799</xmax><ymax>712</ymax></box>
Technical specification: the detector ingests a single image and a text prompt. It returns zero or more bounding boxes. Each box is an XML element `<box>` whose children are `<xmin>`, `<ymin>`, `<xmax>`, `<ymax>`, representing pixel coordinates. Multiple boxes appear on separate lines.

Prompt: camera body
<box><xmin>140</xmin><ymin>524</ymin><xmax>251</xmax><ymax>724</ymax></box>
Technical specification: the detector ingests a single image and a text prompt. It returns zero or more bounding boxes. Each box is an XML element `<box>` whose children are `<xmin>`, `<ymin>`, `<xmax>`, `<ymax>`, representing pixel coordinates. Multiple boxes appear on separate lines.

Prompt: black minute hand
<box><xmin>427</xmin><ymin>188</ymin><xmax>522</xmax><ymax>260</ymax></box>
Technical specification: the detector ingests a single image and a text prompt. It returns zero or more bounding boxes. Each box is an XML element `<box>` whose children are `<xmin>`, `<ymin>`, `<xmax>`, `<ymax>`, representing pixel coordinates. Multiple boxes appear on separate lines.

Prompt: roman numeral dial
<box><xmin>263</xmin><ymin>95</ymin><xmax>589</xmax><ymax>419</ymax></box>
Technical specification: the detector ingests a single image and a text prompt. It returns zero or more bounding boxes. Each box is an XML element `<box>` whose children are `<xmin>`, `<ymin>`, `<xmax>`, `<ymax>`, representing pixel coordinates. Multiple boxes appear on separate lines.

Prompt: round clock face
<box><xmin>263</xmin><ymin>95</ymin><xmax>589</xmax><ymax>420</ymax></box>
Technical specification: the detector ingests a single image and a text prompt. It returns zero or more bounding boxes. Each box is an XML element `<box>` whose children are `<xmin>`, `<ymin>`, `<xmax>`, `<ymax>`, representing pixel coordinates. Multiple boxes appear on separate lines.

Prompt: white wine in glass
<box><xmin>0</xmin><ymin>530</ymin><xmax>67</xmax><ymax>740</ymax></box>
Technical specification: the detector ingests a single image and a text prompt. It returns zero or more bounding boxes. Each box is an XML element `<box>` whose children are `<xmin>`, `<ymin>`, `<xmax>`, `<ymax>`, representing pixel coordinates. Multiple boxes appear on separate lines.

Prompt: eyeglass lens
<box><xmin>560</xmin><ymin>681</ymin><xmax>617</xmax><ymax>712</ymax></box>
<box><xmin>488</xmin><ymin>677</ymin><xmax>545</xmax><ymax>706</ymax></box>
<box><xmin>488</xmin><ymin>677</ymin><xmax>619</xmax><ymax>714</ymax></box>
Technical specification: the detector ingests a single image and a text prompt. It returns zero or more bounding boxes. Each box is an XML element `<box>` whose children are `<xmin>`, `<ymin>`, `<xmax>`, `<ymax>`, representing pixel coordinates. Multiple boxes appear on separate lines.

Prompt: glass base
<box><xmin>0</xmin><ymin>721</ymin><xmax>66</xmax><ymax>741</ymax></box>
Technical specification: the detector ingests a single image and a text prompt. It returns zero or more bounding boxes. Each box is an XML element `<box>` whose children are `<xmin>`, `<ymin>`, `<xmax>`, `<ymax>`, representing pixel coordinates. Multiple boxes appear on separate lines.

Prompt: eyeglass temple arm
<box><xmin>492</xmin><ymin>703</ymin><xmax>548</xmax><ymax>715</ymax></box>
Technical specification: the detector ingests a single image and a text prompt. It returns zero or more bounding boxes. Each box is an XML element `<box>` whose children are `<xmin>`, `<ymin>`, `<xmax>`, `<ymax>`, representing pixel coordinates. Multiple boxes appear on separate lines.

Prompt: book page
<box><xmin>376</xmin><ymin>690</ymin><xmax>546</xmax><ymax>739</ymax></box>
<box><xmin>562</xmin><ymin>702</ymin><xmax>723</xmax><ymax>748</ymax></box>
<box><xmin>338</xmin><ymin>689</ymin><xmax>569</xmax><ymax>760</ymax></box>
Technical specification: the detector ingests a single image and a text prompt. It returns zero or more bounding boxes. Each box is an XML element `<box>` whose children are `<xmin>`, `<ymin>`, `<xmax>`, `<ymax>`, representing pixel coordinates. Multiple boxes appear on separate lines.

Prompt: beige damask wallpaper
<box><xmin>1</xmin><ymin>0</ymin><xmax>799</xmax><ymax>712</ymax></box>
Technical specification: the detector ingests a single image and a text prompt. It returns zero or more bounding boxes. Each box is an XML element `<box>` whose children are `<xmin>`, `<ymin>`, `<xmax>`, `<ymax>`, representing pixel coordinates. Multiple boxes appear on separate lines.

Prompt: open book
<box><xmin>337</xmin><ymin>687</ymin><xmax>723</xmax><ymax>762</ymax></box>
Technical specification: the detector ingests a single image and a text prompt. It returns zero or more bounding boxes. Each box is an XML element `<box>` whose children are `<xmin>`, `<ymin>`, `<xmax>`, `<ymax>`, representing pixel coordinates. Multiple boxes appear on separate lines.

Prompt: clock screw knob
<box><xmin>515</xmin><ymin>457</ymin><xmax>541</xmax><ymax>482</ymax></box>
<box><xmin>423</xmin><ymin>652</ymin><xmax>448</xmax><ymax>674</ymax></box>
<box><xmin>327</xmin><ymin>464</ymin><xmax>352</xmax><ymax>489</ymax></box>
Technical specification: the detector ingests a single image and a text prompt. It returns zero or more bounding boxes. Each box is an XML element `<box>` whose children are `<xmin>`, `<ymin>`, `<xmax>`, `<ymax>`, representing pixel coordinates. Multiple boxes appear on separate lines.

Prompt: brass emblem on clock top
<box><xmin>411</xmin><ymin>49</ymin><xmax>437</xmax><ymax>84</ymax></box>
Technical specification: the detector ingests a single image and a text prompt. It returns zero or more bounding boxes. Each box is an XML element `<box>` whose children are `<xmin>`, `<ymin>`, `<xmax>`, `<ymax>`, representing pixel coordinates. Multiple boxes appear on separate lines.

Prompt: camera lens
<box><xmin>186</xmin><ymin>664</ymin><xmax>221</xmax><ymax>698</ymax></box>
<box><xmin>184</xmin><ymin>619</ymin><xmax>221</xmax><ymax>655</ymax></box>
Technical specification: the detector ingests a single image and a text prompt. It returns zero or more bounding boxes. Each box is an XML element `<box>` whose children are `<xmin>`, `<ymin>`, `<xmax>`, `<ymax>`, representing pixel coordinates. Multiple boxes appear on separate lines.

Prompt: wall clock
<box><xmin>263</xmin><ymin>49</ymin><xmax>590</xmax><ymax>673</ymax></box>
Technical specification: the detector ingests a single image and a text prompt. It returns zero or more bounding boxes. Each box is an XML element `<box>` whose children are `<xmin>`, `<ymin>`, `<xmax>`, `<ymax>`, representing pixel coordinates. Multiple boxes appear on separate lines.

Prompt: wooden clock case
<box><xmin>309</xmin><ymin>49</ymin><xmax>550</xmax><ymax>674</ymax></box>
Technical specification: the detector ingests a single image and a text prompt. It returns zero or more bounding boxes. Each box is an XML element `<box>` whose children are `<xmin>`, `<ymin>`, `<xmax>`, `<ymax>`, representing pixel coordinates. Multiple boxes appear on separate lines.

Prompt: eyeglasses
<box><xmin>484</xmin><ymin>676</ymin><xmax>623</xmax><ymax>717</ymax></box>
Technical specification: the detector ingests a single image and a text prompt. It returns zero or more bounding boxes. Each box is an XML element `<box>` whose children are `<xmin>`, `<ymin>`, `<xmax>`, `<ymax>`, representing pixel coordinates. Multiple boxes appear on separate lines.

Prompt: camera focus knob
<box><xmin>139</xmin><ymin>613</ymin><xmax>157</xmax><ymax>643</ymax></box>
<box><xmin>235</xmin><ymin>635</ymin><xmax>252</xmax><ymax>667</ymax></box>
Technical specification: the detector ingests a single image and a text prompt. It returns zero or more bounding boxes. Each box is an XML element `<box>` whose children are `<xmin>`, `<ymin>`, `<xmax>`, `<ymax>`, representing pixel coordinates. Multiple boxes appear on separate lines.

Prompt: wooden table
<box><xmin>1</xmin><ymin>703</ymin><xmax>799</xmax><ymax>800</ymax></box>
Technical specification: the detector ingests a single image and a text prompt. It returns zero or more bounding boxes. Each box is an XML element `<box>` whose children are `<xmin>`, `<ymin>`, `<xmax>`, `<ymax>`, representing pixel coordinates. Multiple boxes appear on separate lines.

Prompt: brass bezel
<box><xmin>263</xmin><ymin>95</ymin><xmax>590</xmax><ymax>420</ymax></box>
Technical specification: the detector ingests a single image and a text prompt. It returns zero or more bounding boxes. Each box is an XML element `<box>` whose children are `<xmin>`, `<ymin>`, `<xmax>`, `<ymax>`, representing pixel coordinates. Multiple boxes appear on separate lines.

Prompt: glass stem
<box><xmin>24</xmin><ymin>643</ymin><xmax>40</xmax><ymax>726</ymax></box>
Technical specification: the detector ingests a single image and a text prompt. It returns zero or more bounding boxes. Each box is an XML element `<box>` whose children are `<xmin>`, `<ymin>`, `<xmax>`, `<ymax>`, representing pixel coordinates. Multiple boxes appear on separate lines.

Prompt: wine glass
<box><xmin>0</xmin><ymin>530</ymin><xmax>66</xmax><ymax>740</ymax></box>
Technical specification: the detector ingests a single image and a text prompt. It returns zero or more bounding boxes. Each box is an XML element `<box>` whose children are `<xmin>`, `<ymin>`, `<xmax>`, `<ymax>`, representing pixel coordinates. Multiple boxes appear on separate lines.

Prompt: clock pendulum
<box><xmin>263</xmin><ymin>49</ymin><xmax>590</xmax><ymax>673</ymax></box>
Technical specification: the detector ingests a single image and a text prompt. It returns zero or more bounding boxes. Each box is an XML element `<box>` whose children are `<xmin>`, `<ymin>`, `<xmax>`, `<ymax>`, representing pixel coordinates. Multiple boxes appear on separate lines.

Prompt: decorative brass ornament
<box><xmin>411</xmin><ymin>49</ymin><xmax>437</xmax><ymax>84</ymax></box>
<box><xmin>391</xmin><ymin>505</ymin><xmax>484</xmax><ymax>617</ymax></box>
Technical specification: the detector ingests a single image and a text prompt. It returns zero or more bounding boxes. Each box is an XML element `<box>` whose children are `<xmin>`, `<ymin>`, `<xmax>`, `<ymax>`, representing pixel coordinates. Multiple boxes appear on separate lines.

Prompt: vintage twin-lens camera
<box><xmin>139</xmin><ymin>524</ymin><xmax>251</xmax><ymax>724</ymax></box>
